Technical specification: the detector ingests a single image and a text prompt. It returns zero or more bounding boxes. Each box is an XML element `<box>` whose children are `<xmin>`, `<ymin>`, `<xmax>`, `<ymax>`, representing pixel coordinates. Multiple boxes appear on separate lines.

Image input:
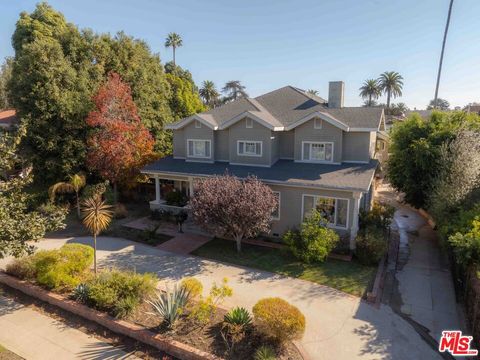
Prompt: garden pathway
<box><xmin>383</xmin><ymin>204</ymin><xmax>465</xmax><ymax>345</ymax></box>
<box><xmin>0</xmin><ymin>236</ymin><xmax>441</xmax><ymax>360</ymax></box>
<box><xmin>0</xmin><ymin>294</ymin><xmax>138</xmax><ymax>360</ymax></box>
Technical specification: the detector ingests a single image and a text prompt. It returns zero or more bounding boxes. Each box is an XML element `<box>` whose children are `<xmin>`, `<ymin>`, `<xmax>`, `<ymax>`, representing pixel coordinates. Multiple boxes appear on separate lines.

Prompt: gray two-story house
<box><xmin>142</xmin><ymin>82</ymin><xmax>386</xmax><ymax>249</ymax></box>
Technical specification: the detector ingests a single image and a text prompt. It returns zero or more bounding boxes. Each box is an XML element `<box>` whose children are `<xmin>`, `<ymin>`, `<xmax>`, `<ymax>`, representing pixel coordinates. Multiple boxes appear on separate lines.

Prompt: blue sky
<box><xmin>1</xmin><ymin>0</ymin><xmax>479</xmax><ymax>109</ymax></box>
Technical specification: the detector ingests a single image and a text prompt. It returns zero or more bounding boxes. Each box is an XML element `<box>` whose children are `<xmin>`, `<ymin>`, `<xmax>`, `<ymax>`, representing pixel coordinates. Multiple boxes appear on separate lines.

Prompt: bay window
<box><xmin>302</xmin><ymin>195</ymin><xmax>348</xmax><ymax>228</ymax></box>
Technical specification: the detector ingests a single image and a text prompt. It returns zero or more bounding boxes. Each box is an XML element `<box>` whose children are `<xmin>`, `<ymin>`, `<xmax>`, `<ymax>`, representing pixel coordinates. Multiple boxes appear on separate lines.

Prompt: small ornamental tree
<box><xmin>190</xmin><ymin>175</ymin><xmax>277</xmax><ymax>252</ymax></box>
<box><xmin>86</xmin><ymin>72</ymin><xmax>155</xmax><ymax>202</ymax></box>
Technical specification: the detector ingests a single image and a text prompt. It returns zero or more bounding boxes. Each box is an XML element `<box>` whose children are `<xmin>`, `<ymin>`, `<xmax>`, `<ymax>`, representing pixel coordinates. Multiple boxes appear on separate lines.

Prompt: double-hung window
<box><xmin>187</xmin><ymin>139</ymin><xmax>211</xmax><ymax>158</ymax></box>
<box><xmin>237</xmin><ymin>140</ymin><xmax>262</xmax><ymax>157</ymax></box>
<box><xmin>302</xmin><ymin>195</ymin><xmax>348</xmax><ymax>228</ymax></box>
<box><xmin>302</xmin><ymin>142</ymin><xmax>334</xmax><ymax>162</ymax></box>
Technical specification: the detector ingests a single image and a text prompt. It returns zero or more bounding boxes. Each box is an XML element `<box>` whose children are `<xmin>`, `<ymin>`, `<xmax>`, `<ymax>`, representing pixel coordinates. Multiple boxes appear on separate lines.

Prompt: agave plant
<box><xmin>72</xmin><ymin>283</ymin><xmax>90</xmax><ymax>304</ymax></box>
<box><xmin>254</xmin><ymin>345</ymin><xmax>277</xmax><ymax>360</ymax></box>
<box><xmin>224</xmin><ymin>306</ymin><xmax>252</xmax><ymax>327</ymax></box>
<box><xmin>147</xmin><ymin>284</ymin><xmax>190</xmax><ymax>328</ymax></box>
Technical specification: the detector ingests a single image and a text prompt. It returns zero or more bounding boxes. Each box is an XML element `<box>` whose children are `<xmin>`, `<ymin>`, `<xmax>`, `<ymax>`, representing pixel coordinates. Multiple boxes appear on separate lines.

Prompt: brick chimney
<box><xmin>328</xmin><ymin>81</ymin><xmax>344</xmax><ymax>108</ymax></box>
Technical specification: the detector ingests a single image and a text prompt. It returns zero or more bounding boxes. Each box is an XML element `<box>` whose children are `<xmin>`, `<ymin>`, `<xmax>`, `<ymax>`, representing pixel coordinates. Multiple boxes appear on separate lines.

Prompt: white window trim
<box><xmin>237</xmin><ymin>140</ymin><xmax>263</xmax><ymax>157</ymax></box>
<box><xmin>301</xmin><ymin>194</ymin><xmax>350</xmax><ymax>229</ymax></box>
<box><xmin>301</xmin><ymin>141</ymin><xmax>334</xmax><ymax>163</ymax></box>
<box><xmin>187</xmin><ymin>139</ymin><xmax>211</xmax><ymax>159</ymax></box>
<box><xmin>314</xmin><ymin>118</ymin><xmax>322</xmax><ymax>129</ymax></box>
<box><xmin>195</xmin><ymin>120</ymin><xmax>202</xmax><ymax>128</ymax></box>
<box><xmin>246</xmin><ymin>118</ymin><xmax>253</xmax><ymax>128</ymax></box>
<box><xmin>271</xmin><ymin>191</ymin><xmax>281</xmax><ymax>220</ymax></box>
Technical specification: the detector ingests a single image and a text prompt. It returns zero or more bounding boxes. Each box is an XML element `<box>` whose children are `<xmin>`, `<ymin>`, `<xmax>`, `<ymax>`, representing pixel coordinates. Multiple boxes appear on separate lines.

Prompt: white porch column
<box><xmin>350</xmin><ymin>191</ymin><xmax>362</xmax><ymax>250</ymax></box>
<box><xmin>188</xmin><ymin>176</ymin><xmax>194</xmax><ymax>197</ymax></box>
<box><xmin>155</xmin><ymin>175</ymin><xmax>161</xmax><ymax>203</ymax></box>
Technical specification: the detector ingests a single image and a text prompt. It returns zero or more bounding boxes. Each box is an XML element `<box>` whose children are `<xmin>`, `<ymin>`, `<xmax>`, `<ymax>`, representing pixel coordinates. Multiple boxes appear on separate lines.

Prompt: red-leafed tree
<box><xmin>190</xmin><ymin>174</ymin><xmax>277</xmax><ymax>252</ymax></box>
<box><xmin>86</xmin><ymin>72</ymin><xmax>155</xmax><ymax>201</ymax></box>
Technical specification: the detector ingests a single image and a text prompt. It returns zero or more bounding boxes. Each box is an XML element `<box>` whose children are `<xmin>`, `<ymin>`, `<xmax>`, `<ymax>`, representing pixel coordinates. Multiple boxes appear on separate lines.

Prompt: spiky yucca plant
<box><xmin>81</xmin><ymin>196</ymin><xmax>113</xmax><ymax>274</ymax></box>
<box><xmin>147</xmin><ymin>284</ymin><xmax>190</xmax><ymax>329</ymax></box>
<box><xmin>224</xmin><ymin>307</ymin><xmax>252</xmax><ymax>327</ymax></box>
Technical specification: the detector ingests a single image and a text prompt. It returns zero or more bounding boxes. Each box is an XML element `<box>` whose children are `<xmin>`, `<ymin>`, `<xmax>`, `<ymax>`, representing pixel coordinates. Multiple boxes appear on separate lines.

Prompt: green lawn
<box><xmin>192</xmin><ymin>238</ymin><xmax>376</xmax><ymax>297</ymax></box>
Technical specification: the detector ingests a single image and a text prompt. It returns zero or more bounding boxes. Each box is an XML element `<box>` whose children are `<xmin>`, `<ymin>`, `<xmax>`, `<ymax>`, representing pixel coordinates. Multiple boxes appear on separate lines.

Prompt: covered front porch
<box><xmin>145</xmin><ymin>173</ymin><xmax>195</xmax><ymax>214</ymax></box>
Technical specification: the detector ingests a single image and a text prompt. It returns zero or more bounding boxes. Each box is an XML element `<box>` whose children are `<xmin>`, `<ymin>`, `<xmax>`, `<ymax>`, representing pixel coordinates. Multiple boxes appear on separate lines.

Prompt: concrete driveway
<box><xmin>0</xmin><ymin>236</ymin><xmax>441</xmax><ymax>360</ymax></box>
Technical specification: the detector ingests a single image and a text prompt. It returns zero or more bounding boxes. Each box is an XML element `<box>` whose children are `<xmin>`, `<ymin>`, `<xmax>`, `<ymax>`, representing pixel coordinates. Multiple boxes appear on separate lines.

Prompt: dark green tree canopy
<box><xmin>8</xmin><ymin>2</ymin><xmax>181</xmax><ymax>183</ymax></box>
<box><xmin>387</xmin><ymin>111</ymin><xmax>480</xmax><ymax>208</ymax></box>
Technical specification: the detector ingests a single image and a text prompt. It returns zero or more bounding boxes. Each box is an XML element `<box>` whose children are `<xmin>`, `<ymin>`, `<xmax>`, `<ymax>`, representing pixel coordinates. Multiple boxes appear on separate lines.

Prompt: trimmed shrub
<box><xmin>6</xmin><ymin>257</ymin><xmax>36</xmax><ymax>280</ymax></box>
<box><xmin>181</xmin><ymin>277</ymin><xmax>203</xmax><ymax>299</ymax></box>
<box><xmin>165</xmin><ymin>191</ymin><xmax>188</xmax><ymax>207</ymax></box>
<box><xmin>283</xmin><ymin>210</ymin><xmax>339</xmax><ymax>263</ymax></box>
<box><xmin>252</xmin><ymin>297</ymin><xmax>305</xmax><ymax>344</ymax></box>
<box><xmin>86</xmin><ymin>269</ymin><xmax>157</xmax><ymax>318</ymax></box>
<box><xmin>34</xmin><ymin>244</ymin><xmax>93</xmax><ymax>291</ymax></box>
<box><xmin>355</xmin><ymin>228</ymin><xmax>387</xmax><ymax>266</ymax></box>
<box><xmin>254</xmin><ymin>345</ymin><xmax>277</xmax><ymax>360</ymax></box>
<box><xmin>359</xmin><ymin>201</ymin><xmax>395</xmax><ymax>231</ymax></box>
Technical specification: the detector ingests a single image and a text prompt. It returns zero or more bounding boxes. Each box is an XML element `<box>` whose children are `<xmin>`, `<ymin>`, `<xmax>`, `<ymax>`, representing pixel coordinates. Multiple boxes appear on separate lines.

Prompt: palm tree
<box><xmin>199</xmin><ymin>80</ymin><xmax>219</xmax><ymax>108</ymax></box>
<box><xmin>49</xmin><ymin>173</ymin><xmax>86</xmax><ymax>218</ymax></box>
<box><xmin>378</xmin><ymin>71</ymin><xmax>404</xmax><ymax>110</ymax></box>
<box><xmin>359</xmin><ymin>79</ymin><xmax>382</xmax><ymax>107</ymax></box>
<box><xmin>165</xmin><ymin>33</ymin><xmax>183</xmax><ymax>66</ymax></box>
<box><xmin>307</xmin><ymin>89</ymin><xmax>319</xmax><ymax>96</ymax></box>
<box><xmin>222</xmin><ymin>80</ymin><xmax>248</xmax><ymax>102</ymax></box>
<box><xmin>433</xmin><ymin>0</ymin><xmax>454</xmax><ymax>109</ymax></box>
<box><xmin>81</xmin><ymin>196</ymin><xmax>113</xmax><ymax>274</ymax></box>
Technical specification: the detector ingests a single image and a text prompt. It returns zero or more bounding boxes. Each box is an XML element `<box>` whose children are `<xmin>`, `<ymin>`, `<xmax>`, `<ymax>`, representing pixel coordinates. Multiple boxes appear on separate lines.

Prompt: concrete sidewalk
<box><xmin>0</xmin><ymin>295</ymin><xmax>137</xmax><ymax>360</ymax></box>
<box><xmin>0</xmin><ymin>236</ymin><xmax>442</xmax><ymax>360</ymax></box>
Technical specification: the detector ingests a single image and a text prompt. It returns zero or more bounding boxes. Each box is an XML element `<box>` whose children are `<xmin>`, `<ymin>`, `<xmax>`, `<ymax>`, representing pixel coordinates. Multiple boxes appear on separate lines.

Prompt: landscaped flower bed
<box><xmin>4</xmin><ymin>244</ymin><xmax>304</xmax><ymax>360</ymax></box>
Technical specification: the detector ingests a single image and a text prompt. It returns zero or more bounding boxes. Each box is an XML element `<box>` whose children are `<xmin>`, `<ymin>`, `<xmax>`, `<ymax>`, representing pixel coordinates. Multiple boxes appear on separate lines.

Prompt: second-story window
<box><xmin>302</xmin><ymin>142</ymin><xmax>334</xmax><ymax>162</ymax></box>
<box><xmin>246</xmin><ymin>118</ymin><xmax>253</xmax><ymax>128</ymax></box>
<box><xmin>187</xmin><ymin>139</ymin><xmax>211</xmax><ymax>158</ymax></box>
<box><xmin>195</xmin><ymin>120</ymin><xmax>202</xmax><ymax>128</ymax></box>
<box><xmin>237</xmin><ymin>140</ymin><xmax>262</xmax><ymax>157</ymax></box>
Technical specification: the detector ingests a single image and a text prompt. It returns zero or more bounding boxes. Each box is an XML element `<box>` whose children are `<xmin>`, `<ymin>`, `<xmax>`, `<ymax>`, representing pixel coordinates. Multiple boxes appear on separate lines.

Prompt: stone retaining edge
<box><xmin>0</xmin><ymin>272</ymin><xmax>222</xmax><ymax>360</ymax></box>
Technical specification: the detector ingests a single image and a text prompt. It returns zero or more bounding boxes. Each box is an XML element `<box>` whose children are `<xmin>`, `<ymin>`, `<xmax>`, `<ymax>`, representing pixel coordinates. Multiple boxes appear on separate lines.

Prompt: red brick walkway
<box><xmin>156</xmin><ymin>233</ymin><xmax>212</xmax><ymax>255</ymax></box>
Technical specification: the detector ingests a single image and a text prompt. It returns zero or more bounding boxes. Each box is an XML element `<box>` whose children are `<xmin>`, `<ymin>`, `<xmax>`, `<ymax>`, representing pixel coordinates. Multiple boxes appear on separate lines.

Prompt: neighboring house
<box><xmin>142</xmin><ymin>82</ymin><xmax>386</xmax><ymax>249</ymax></box>
<box><xmin>0</xmin><ymin>109</ymin><xmax>18</xmax><ymax>131</ymax></box>
<box><xmin>466</xmin><ymin>104</ymin><xmax>480</xmax><ymax>115</ymax></box>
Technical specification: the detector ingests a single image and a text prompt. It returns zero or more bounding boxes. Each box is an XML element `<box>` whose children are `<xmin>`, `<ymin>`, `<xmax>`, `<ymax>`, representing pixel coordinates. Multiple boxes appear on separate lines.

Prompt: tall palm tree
<box><xmin>378</xmin><ymin>71</ymin><xmax>404</xmax><ymax>110</ymax></box>
<box><xmin>307</xmin><ymin>89</ymin><xmax>319</xmax><ymax>96</ymax></box>
<box><xmin>165</xmin><ymin>33</ymin><xmax>183</xmax><ymax>66</ymax></box>
<box><xmin>359</xmin><ymin>79</ymin><xmax>382</xmax><ymax>107</ymax></box>
<box><xmin>49</xmin><ymin>173</ymin><xmax>86</xmax><ymax>218</ymax></box>
<box><xmin>199</xmin><ymin>80</ymin><xmax>219</xmax><ymax>108</ymax></box>
<box><xmin>222</xmin><ymin>80</ymin><xmax>248</xmax><ymax>102</ymax></box>
<box><xmin>81</xmin><ymin>196</ymin><xmax>113</xmax><ymax>274</ymax></box>
<box><xmin>433</xmin><ymin>0</ymin><xmax>454</xmax><ymax>109</ymax></box>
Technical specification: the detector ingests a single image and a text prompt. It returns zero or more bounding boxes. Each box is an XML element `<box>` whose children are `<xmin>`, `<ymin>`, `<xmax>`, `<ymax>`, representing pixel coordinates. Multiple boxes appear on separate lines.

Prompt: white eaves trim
<box><xmin>165</xmin><ymin>115</ymin><xmax>218</xmax><ymax>130</ymax></box>
<box><xmin>284</xmin><ymin>111</ymin><xmax>349</xmax><ymax>131</ymax></box>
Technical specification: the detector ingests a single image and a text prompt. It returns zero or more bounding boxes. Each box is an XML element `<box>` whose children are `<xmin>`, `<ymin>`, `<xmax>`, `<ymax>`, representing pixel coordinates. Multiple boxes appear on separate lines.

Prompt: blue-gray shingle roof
<box><xmin>142</xmin><ymin>157</ymin><xmax>377</xmax><ymax>192</ymax></box>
